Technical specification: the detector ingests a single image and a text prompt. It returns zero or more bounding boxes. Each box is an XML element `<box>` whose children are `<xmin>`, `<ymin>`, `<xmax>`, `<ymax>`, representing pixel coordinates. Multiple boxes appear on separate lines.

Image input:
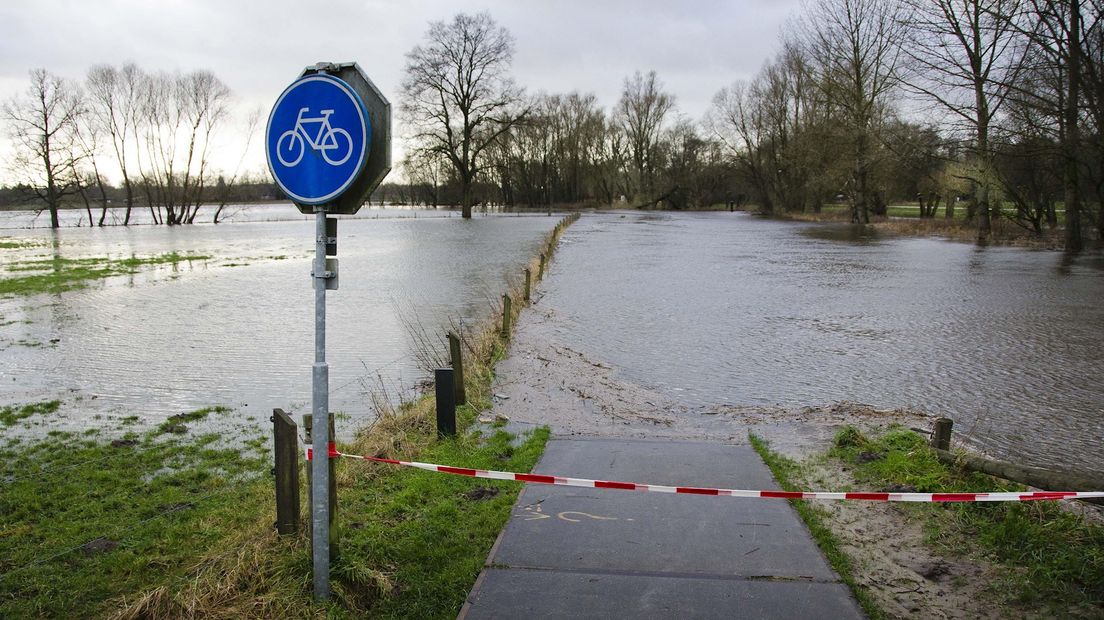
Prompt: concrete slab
<box><xmin>465</xmin><ymin>568</ymin><xmax>864</xmax><ymax>619</ymax></box>
<box><xmin>490</xmin><ymin>438</ymin><xmax>839</xmax><ymax>580</ymax></box>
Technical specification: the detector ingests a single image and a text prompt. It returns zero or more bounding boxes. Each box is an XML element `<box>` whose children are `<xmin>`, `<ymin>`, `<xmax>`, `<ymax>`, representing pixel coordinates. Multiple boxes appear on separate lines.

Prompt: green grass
<box><xmin>0</xmin><ymin>416</ymin><xmax>269</xmax><ymax>619</ymax></box>
<box><xmin>0</xmin><ymin>252</ymin><xmax>211</xmax><ymax>297</ymax></box>
<box><xmin>749</xmin><ymin>434</ymin><xmax>885</xmax><ymax>619</ymax></box>
<box><xmin>156</xmin><ymin>405</ymin><xmax>233</xmax><ymax>434</ymax></box>
<box><xmin>0</xmin><ymin>239</ymin><xmax>46</xmax><ymax>250</ymax></box>
<box><xmin>0</xmin><ymin>400</ymin><xmax>60</xmax><ymax>426</ymax></box>
<box><xmin>830</xmin><ymin>426</ymin><xmax>1104</xmax><ymax>613</ymax></box>
<box><xmin>338</xmin><ymin>427</ymin><xmax>549</xmax><ymax>618</ymax></box>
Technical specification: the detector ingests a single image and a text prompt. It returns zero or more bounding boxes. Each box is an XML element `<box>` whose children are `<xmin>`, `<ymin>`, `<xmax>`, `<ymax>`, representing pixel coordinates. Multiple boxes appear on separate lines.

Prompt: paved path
<box><xmin>460</xmin><ymin>437</ymin><xmax>864</xmax><ymax>619</ymax></box>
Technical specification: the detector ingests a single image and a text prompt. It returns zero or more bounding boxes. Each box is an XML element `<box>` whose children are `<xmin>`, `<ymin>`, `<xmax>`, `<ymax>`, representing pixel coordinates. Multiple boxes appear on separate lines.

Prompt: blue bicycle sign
<box><xmin>266</xmin><ymin>74</ymin><xmax>370</xmax><ymax>205</ymax></box>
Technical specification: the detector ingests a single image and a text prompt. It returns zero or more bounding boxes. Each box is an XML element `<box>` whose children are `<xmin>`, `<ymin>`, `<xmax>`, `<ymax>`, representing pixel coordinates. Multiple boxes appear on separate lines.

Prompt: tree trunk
<box><xmin>931</xmin><ymin>448</ymin><xmax>1103</xmax><ymax>505</ymax></box>
<box><xmin>77</xmin><ymin>181</ymin><xmax>93</xmax><ymax>227</ymax></box>
<box><xmin>1064</xmin><ymin>0</ymin><xmax>1083</xmax><ymax>252</ymax></box>
<box><xmin>461</xmin><ymin>177</ymin><xmax>473</xmax><ymax>219</ymax></box>
<box><xmin>122</xmin><ymin>178</ymin><xmax>133</xmax><ymax>226</ymax></box>
<box><xmin>977</xmin><ymin>181</ymin><xmax>992</xmax><ymax>243</ymax></box>
<box><xmin>48</xmin><ymin>186</ymin><xmax>60</xmax><ymax>229</ymax></box>
<box><xmin>854</xmin><ymin>169</ymin><xmax>870</xmax><ymax>224</ymax></box>
<box><xmin>95</xmin><ymin>175</ymin><xmax>109</xmax><ymax>227</ymax></box>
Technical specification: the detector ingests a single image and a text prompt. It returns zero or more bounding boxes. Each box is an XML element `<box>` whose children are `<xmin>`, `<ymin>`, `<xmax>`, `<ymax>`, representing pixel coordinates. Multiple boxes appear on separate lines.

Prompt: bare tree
<box><xmin>401</xmin><ymin>12</ymin><xmax>526</xmax><ymax>218</ymax></box>
<box><xmin>615</xmin><ymin>71</ymin><xmax>675</xmax><ymax>201</ymax></box>
<box><xmin>708</xmin><ymin>42</ymin><xmax>839</xmax><ymax>214</ymax></box>
<box><xmin>178</xmin><ymin>71</ymin><xmax>230</xmax><ymax>224</ymax></box>
<box><xmin>593</xmin><ymin>120</ymin><xmax>629</xmax><ymax>205</ymax></box>
<box><xmin>72</xmin><ymin>103</ymin><xmax>110</xmax><ymax>226</ymax></box>
<box><xmin>801</xmin><ymin>0</ymin><xmax>906</xmax><ymax>223</ymax></box>
<box><xmin>1080</xmin><ymin>0</ymin><xmax>1104</xmax><ymax>239</ymax></box>
<box><xmin>2</xmin><ymin>69</ymin><xmax>84</xmax><ymax>228</ymax></box>
<box><xmin>136</xmin><ymin>69</ymin><xmax>230</xmax><ymax>225</ymax></box>
<box><xmin>1005</xmin><ymin>0</ymin><xmax>1096</xmax><ymax>250</ymax></box>
<box><xmin>213</xmin><ymin>106</ymin><xmax>260</xmax><ymax>224</ymax></box>
<box><xmin>708</xmin><ymin>80</ymin><xmax>777</xmax><ymax>211</ymax></box>
<box><xmin>86</xmin><ymin>63</ymin><xmax>143</xmax><ymax>225</ymax></box>
<box><xmin>901</xmin><ymin>0</ymin><xmax>1029</xmax><ymax>241</ymax></box>
<box><xmin>403</xmin><ymin>147</ymin><xmax>449</xmax><ymax>207</ymax></box>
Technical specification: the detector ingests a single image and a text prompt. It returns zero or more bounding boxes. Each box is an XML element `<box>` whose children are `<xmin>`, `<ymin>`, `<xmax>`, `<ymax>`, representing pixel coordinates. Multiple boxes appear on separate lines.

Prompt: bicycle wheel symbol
<box><xmin>276</xmin><ymin>130</ymin><xmax>305</xmax><ymax>167</ymax></box>
<box><xmin>321</xmin><ymin>128</ymin><xmax>352</xmax><ymax>166</ymax></box>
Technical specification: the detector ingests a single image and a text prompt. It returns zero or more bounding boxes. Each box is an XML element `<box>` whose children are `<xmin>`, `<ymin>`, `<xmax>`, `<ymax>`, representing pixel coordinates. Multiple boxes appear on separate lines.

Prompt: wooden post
<box><xmin>930</xmin><ymin>418</ymin><xmax>953</xmax><ymax>451</ymax></box>
<box><xmin>524</xmin><ymin>268</ymin><xmax>531</xmax><ymax>302</ymax></box>
<box><xmin>539</xmin><ymin>253</ymin><xmax>546</xmax><ymax>279</ymax></box>
<box><xmin>435</xmin><ymin>368</ymin><xmax>457</xmax><ymax>437</ymax></box>
<box><xmin>448</xmin><ymin>331</ymin><xmax>467</xmax><ymax>406</ymax></box>
<box><xmin>501</xmin><ymin>294</ymin><xmax>512</xmax><ymax>339</ymax></box>
<box><xmin>302</xmin><ymin>414</ymin><xmax>338</xmax><ymax>555</ymax></box>
<box><xmin>272</xmin><ymin>409</ymin><xmax>299</xmax><ymax>535</ymax></box>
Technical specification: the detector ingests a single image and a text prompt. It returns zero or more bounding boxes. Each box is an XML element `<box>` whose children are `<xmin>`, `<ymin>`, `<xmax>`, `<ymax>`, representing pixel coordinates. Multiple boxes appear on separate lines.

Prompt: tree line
<box><xmin>399</xmin><ymin>2</ymin><xmax>1104</xmax><ymax>250</ymax></box>
<box><xmin>1</xmin><ymin>63</ymin><xmax>257</xmax><ymax>227</ymax></box>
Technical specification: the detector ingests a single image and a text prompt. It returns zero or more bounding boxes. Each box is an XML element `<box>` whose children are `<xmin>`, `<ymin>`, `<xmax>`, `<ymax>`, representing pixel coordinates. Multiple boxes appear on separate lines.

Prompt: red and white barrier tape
<box><xmin>307</xmin><ymin>447</ymin><xmax>1104</xmax><ymax>503</ymax></box>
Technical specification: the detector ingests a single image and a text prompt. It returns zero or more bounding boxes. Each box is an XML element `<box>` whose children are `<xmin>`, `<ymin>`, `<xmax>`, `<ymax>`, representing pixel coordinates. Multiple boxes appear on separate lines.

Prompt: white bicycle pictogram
<box><xmin>276</xmin><ymin>107</ymin><xmax>353</xmax><ymax>167</ymax></box>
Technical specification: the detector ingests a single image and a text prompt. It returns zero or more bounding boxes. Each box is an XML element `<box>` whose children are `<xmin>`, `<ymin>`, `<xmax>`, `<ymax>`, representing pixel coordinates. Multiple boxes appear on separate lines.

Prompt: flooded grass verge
<box><xmin>753</xmin><ymin>427</ymin><xmax>1104</xmax><ymax>618</ymax></box>
<box><xmin>0</xmin><ymin>252</ymin><xmax>212</xmax><ymax>297</ymax></box>
<box><xmin>0</xmin><ymin>399</ymin><xmax>60</xmax><ymax>426</ymax></box>
<box><xmin>0</xmin><ymin>407</ymin><xmax>270</xmax><ymax>618</ymax></box>
<box><xmin>0</xmin><ymin>214</ymin><xmax>580</xmax><ymax>618</ymax></box>
<box><xmin>0</xmin><ymin>317</ymin><xmax>550</xmax><ymax>618</ymax></box>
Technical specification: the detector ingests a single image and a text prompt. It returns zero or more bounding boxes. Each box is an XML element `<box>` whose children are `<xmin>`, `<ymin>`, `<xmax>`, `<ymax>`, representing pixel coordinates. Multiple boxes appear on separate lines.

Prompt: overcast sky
<box><xmin>0</xmin><ymin>0</ymin><xmax>802</xmax><ymax>184</ymax></box>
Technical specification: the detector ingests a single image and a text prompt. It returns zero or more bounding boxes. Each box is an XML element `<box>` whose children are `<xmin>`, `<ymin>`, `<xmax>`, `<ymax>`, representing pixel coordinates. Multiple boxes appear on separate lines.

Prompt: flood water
<box><xmin>0</xmin><ymin>205</ymin><xmax>560</xmax><ymax>437</ymax></box>
<box><xmin>542</xmin><ymin>212</ymin><xmax>1104</xmax><ymax>473</ymax></box>
<box><xmin>3</xmin><ymin>207</ymin><xmax>1102</xmax><ymax>472</ymax></box>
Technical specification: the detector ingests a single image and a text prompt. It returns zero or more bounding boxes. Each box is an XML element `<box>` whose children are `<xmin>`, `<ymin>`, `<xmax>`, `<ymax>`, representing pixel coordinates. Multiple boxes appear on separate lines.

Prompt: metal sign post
<box><xmin>266</xmin><ymin>61</ymin><xmax>390</xmax><ymax>600</ymax></box>
<box><xmin>311</xmin><ymin>203</ymin><xmax>332</xmax><ymax>599</ymax></box>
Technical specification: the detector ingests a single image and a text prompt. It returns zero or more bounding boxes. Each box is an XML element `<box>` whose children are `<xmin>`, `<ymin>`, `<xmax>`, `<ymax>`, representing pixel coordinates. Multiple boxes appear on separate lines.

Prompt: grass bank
<box><xmin>830</xmin><ymin>426</ymin><xmax>1103</xmax><ymax>613</ymax></box>
<box><xmin>0</xmin><ymin>252</ymin><xmax>211</xmax><ymax>297</ymax></box>
<box><xmin>0</xmin><ymin>214</ymin><xmax>580</xmax><ymax>618</ymax></box>
<box><xmin>753</xmin><ymin>427</ymin><xmax>1104</xmax><ymax>618</ymax></box>
<box><xmin>764</xmin><ymin>204</ymin><xmax>1070</xmax><ymax>248</ymax></box>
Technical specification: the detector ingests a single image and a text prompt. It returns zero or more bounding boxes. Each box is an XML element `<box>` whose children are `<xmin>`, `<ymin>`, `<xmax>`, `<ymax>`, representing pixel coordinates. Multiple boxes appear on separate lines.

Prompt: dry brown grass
<box><xmin>109</xmin><ymin>490</ymin><xmax>322</xmax><ymax>619</ymax></box>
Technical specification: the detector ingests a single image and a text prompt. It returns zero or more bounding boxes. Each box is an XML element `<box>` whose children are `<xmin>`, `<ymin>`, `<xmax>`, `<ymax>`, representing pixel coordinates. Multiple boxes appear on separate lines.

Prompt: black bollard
<box><xmin>435</xmin><ymin>368</ymin><xmax>457</xmax><ymax>437</ymax></box>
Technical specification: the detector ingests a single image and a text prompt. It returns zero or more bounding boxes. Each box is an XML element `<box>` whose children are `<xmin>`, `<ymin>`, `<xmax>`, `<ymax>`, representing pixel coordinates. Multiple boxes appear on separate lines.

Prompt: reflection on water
<box><xmin>0</xmin><ymin>206</ymin><xmax>559</xmax><ymax>438</ymax></box>
<box><xmin>543</xmin><ymin>211</ymin><xmax>1104</xmax><ymax>473</ymax></box>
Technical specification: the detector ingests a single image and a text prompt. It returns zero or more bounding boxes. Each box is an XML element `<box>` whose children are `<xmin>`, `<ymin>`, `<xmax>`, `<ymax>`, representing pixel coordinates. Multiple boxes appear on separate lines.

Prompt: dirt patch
<box><xmin>463</xmin><ymin>487</ymin><xmax>501</xmax><ymax>501</ymax></box>
<box><xmin>803</xmin><ymin>458</ymin><xmax>1011</xmax><ymax>618</ymax></box>
<box><xmin>80</xmin><ymin>537</ymin><xmax>119</xmax><ymax>555</ymax></box>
